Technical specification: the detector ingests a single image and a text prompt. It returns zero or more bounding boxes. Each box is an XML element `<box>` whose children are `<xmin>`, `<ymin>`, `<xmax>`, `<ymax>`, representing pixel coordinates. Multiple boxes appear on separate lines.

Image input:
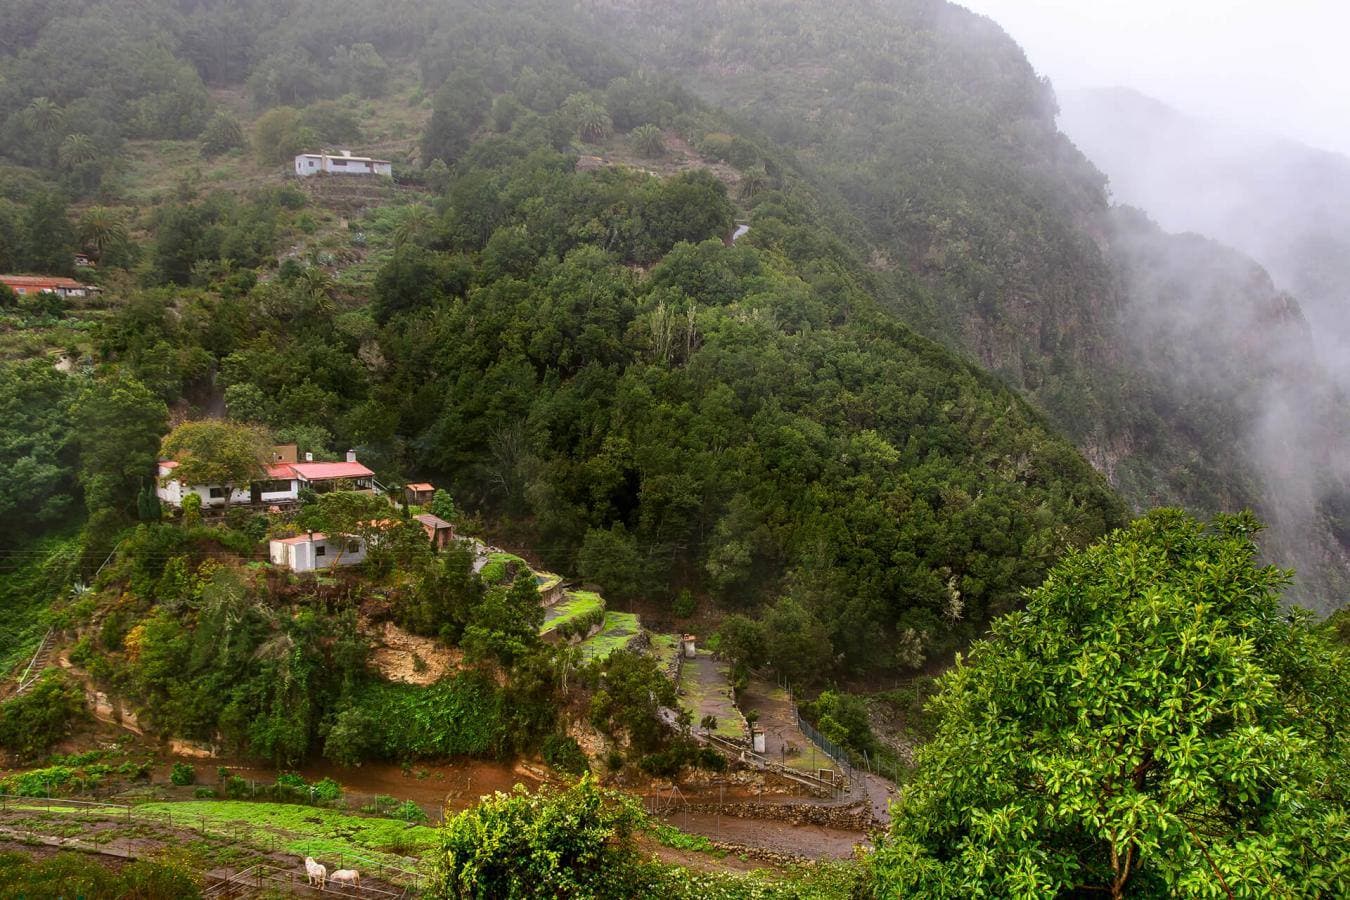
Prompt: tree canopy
<box><xmin>160</xmin><ymin>420</ymin><xmax>273</xmax><ymax>487</ymax></box>
<box><xmin>872</xmin><ymin>510</ymin><xmax>1349</xmax><ymax>898</ymax></box>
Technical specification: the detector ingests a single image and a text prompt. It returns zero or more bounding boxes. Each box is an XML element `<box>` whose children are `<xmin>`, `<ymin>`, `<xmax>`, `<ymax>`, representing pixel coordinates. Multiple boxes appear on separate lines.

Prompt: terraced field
<box><xmin>578</xmin><ymin>612</ymin><xmax>641</xmax><ymax>661</ymax></box>
<box><xmin>540</xmin><ymin>590</ymin><xmax>605</xmax><ymax>637</ymax></box>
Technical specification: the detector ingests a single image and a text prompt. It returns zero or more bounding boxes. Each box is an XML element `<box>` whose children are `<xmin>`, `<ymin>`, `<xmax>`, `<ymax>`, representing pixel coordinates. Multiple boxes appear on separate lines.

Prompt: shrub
<box><xmin>193</xmin><ymin>787</ymin><xmax>216</xmax><ymax>799</ymax></box>
<box><xmin>542</xmin><ymin>734</ymin><xmax>589</xmax><ymax>776</ymax></box>
<box><xmin>312</xmin><ymin>776</ymin><xmax>342</xmax><ymax>803</ymax></box>
<box><xmin>672</xmin><ymin>590</ymin><xmax>696</xmax><ymax>619</ymax></box>
<box><xmin>170</xmin><ymin>762</ymin><xmax>196</xmax><ymax>786</ymax></box>
<box><xmin>0</xmin><ymin>672</ymin><xmax>85</xmax><ymax>761</ymax></box>
<box><xmin>394</xmin><ymin>799</ymin><xmax>427</xmax><ymax>823</ymax></box>
<box><xmin>433</xmin><ymin>778</ymin><xmax>644</xmax><ymax>900</ymax></box>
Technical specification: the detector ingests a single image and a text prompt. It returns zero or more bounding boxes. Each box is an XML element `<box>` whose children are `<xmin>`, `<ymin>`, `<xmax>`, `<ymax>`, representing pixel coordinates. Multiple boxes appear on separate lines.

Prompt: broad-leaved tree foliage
<box><xmin>159</xmin><ymin>420</ymin><xmax>273</xmax><ymax>488</ymax></box>
<box><xmin>432</xmin><ymin>777</ymin><xmax>645</xmax><ymax>900</ymax></box>
<box><xmin>872</xmin><ymin>510</ymin><xmax>1348</xmax><ymax>898</ymax></box>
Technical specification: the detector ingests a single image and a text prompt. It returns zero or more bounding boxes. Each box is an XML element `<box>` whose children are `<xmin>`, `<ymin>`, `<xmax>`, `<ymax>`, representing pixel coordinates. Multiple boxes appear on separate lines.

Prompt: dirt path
<box><xmin>660</xmin><ymin>810</ymin><xmax>869</xmax><ymax>860</ymax></box>
<box><xmin>737</xmin><ymin>678</ymin><xmax>834</xmax><ymax>775</ymax></box>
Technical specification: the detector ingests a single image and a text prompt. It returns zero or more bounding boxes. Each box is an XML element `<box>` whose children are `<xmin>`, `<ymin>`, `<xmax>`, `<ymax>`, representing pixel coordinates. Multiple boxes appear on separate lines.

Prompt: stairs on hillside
<box><xmin>15</xmin><ymin>629</ymin><xmax>57</xmax><ymax>694</ymax></box>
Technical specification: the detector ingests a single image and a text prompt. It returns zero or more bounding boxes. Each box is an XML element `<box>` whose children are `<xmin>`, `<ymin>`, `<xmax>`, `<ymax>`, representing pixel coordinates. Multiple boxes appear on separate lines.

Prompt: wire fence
<box><xmin>0</xmin><ymin>793</ymin><xmax>423</xmax><ymax>893</ymax></box>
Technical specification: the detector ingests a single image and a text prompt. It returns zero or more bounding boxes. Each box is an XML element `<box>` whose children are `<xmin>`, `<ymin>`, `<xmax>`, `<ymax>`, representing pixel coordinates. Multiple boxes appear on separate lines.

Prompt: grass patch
<box><xmin>649</xmin><ymin>633</ymin><xmax>681</xmax><ymax>674</ymax></box>
<box><xmin>135</xmin><ymin>800</ymin><xmax>437</xmax><ymax>863</ymax></box>
<box><xmin>579</xmin><ymin>612</ymin><xmax>641</xmax><ymax>662</ymax></box>
<box><xmin>647</xmin><ymin>822</ymin><xmax>720</xmax><ymax>856</ymax></box>
<box><xmin>540</xmin><ymin>590</ymin><xmax>605</xmax><ymax>637</ymax></box>
<box><xmin>4</xmin><ymin>799</ymin><xmax>435</xmax><ymax>869</ymax></box>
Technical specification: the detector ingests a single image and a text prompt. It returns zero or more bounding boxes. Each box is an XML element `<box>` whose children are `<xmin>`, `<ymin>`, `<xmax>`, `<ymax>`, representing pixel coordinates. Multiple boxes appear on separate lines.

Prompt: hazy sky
<box><xmin>957</xmin><ymin>1</ymin><xmax>1350</xmax><ymax>156</ymax></box>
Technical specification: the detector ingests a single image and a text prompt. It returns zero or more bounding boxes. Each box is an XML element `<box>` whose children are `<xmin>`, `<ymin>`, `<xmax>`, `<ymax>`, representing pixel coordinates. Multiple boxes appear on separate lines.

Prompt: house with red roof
<box><xmin>157</xmin><ymin>447</ymin><xmax>378</xmax><ymax>509</ymax></box>
<box><xmin>1</xmin><ymin>274</ymin><xmax>100</xmax><ymax>299</ymax></box>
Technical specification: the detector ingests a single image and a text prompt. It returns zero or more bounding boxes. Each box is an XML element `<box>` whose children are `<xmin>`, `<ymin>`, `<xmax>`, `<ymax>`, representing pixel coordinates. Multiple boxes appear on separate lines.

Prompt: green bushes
<box><xmin>433</xmin><ymin>778</ymin><xmax>646</xmax><ymax>900</ymax></box>
<box><xmin>170</xmin><ymin>762</ymin><xmax>196</xmax><ymax>786</ymax></box>
<box><xmin>0</xmin><ymin>672</ymin><xmax>85</xmax><ymax>761</ymax></box>
<box><xmin>541</xmin><ymin>734</ymin><xmax>589</xmax><ymax>776</ymax></box>
<box><xmin>0</xmin><ymin>760</ymin><xmax>149</xmax><ymax>796</ymax></box>
<box><xmin>325</xmin><ymin>677</ymin><xmax>506</xmax><ymax>764</ymax></box>
<box><xmin>0</xmin><ymin>851</ymin><xmax>200</xmax><ymax>899</ymax></box>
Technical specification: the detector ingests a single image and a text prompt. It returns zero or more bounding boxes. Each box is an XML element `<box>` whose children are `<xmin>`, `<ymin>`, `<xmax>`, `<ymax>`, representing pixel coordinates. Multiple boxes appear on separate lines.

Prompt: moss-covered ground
<box><xmin>676</xmin><ymin>652</ymin><xmax>745</xmax><ymax>742</ymax></box>
<box><xmin>540</xmin><ymin>590</ymin><xmax>605</xmax><ymax>636</ymax></box>
<box><xmin>578</xmin><ymin>612</ymin><xmax>641</xmax><ymax>662</ymax></box>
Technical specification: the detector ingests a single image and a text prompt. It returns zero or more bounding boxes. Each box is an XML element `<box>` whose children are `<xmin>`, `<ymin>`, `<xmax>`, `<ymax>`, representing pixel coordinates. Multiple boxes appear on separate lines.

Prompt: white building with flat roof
<box><xmin>294</xmin><ymin>150</ymin><xmax>392</xmax><ymax>177</ymax></box>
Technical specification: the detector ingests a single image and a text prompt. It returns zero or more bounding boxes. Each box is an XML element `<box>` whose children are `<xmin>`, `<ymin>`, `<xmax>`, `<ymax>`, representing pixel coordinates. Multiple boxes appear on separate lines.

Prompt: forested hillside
<box><xmin>0</xmin><ymin>0</ymin><xmax>1124</xmax><ymax>682</ymax></box>
<box><xmin>575</xmin><ymin>0</ymin><xmax>1350</xmax><ymax>611</ymax></box>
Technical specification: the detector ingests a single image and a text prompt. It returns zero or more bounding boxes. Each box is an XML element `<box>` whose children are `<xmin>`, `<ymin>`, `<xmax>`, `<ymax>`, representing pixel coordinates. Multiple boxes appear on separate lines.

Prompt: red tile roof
<box><xmin>415</xmin><ymin>513</ymin><xmax>452</xmax><ymax>530</ymax></box>
<box><xmin>266</xmin><ymin>463</ymin><xmax>297</xmax><ymax>479</ymax></box>
<box><xmin>159</xmin><ymin>460</ymin><xmax>180</xmax><ymax>470</ymax></box>
<box><xmin>288</xmin><ymin>461</ymin><xmax>374</xmax><ymax>481</ymax></box>
<box><xmin>407</xmin><ymin>482</ymin><xmax>435</xmax><ymax>492</ymax></box>
<box><xmin>1</xmin><ymin>275</ymin><xmax>94</xmax><ymax>290</ymax></box>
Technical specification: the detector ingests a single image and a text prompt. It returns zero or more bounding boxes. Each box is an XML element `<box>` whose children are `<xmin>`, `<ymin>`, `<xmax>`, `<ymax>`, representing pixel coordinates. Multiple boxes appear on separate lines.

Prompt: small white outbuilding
<box><xmin>269</xmin><ymin>532</ymin><xmax>368</xmax><ymax>573</ymax></box>
<box><xmin>294</xmin><ymin>150</ymin><xmax>392</xmax><ymax>177</ymax></box>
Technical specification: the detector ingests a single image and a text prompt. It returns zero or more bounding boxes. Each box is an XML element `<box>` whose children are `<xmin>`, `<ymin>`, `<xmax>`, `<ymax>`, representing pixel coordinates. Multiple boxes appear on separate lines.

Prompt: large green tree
<box><xmin>71</xmin><ymin>372</ymin><xmax>169</xmax><ymax>516</ymax></box>
<box><xmin>159</xmin><ymin>420</ymin><xmax>273</xmax><ymax>488</ymax></box>
<box><xmin>872</xmin><ymin>510</ymin><xmax>1348</xmax><ymax>898</ymax></box>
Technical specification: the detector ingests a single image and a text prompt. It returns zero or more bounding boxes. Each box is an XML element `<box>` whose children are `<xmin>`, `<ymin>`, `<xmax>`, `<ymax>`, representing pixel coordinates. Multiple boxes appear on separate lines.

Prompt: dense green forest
<box><xmin>572</xmin><ymin>0</ymin><xmax>1350</xmax><ymax>610</ymax></box>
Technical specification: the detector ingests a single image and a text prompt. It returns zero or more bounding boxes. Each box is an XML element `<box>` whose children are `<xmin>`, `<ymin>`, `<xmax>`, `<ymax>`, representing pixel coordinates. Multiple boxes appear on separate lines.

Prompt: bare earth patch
<box><xmin>365</xmin><ymin>621</ymin><xmax>460</xmax><ymax>685</ymax></box>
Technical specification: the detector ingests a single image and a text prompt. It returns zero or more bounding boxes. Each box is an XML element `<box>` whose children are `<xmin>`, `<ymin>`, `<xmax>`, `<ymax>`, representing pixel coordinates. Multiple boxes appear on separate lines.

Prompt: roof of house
<box><xmin>286</xmin><ymin>461</ymin><xmax>375</xmax><ymax>481</ymax></box>
<box><xmin>266</xmin><ymin>463</ymin><xmax>297</xmax><ymax>479</ymax></box>
<box><xmin>273</xmin><ymin>533</ymin><xmax>327</xmax><ymax>545</ymax></box>
<box><xmin>1</xmin><ymin>274</ymin><xmax>96</xmax><ymax>291</ymax></box>
<box><xmin>158</xmin><ymin>460</ymin><xmax>179</xmax><ymax>471</ymax></box>
<box><xmin>407</xmin><ymin>482</ymin><xmax>435</xmax><ymax>492</ymax></box>
<box><xmin>415</xmin><ymin>513</ymin><xmax>452</xmax><ymax>530</ymax></box>
<box><xmin>295</xmin><ymin>151</ymin><xmax>392</xmax><ymax>165</ymax></box>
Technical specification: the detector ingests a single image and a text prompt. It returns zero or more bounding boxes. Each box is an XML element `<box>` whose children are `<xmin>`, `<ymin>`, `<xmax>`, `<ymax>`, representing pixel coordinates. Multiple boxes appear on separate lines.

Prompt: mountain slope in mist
<box><xmin>1059</xmin><ymin>86</ymin><xmax>1350</xmax><ymax>384</ymax></box>
<box><xmin>579</xmin><ymin>0</ymin><xmax>1349</xmax><ymax>610</ymax></box>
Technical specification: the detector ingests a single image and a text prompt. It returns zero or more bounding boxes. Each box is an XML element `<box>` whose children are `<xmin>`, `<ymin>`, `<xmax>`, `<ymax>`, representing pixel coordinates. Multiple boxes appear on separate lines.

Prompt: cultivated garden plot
<box><xmin>677</xmin><ymin>651</ymin><xmax>745</xmax><ymax>743</ymax></box>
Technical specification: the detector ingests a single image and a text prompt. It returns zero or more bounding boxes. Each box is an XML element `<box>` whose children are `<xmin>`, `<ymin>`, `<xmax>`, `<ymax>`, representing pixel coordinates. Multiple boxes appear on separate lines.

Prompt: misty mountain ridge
<box><xmin>1058</xmin><ymin>85</ymin><xmax>1350</xmax><ymax>383</ymax></box>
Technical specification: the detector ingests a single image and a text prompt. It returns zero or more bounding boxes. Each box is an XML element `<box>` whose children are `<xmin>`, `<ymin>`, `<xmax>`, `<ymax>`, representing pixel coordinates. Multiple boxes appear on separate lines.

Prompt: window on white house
<box><xmin>347</xmin><ymin>540</ymin><xmax>361</xmax><ymax>554</ymax></box>
<box><xmin>209</xmin><ymin>487</ymin><xmax>227</xmax><ymax>499</ymax></box>
<box><xmin>315</xmin><ymin>545</ymin><xmax>327</xmax><ymax>557</ymax></box>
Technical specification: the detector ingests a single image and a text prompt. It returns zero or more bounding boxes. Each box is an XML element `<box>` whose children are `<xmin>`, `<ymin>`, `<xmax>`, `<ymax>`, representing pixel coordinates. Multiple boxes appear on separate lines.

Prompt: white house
<box><xmin>293</xmin><ymin>150</ymin><xmax>392</xmax><ymax>178</ymax></box>
<box><xmin>157</xmin><ymin>449</ymin><xmax>378</xmax><ymax>509</ymax></box>
<box><xmin>269</xmin><ymin>532</ymin><xmax>368</xmax><ymax>573</ymax></box>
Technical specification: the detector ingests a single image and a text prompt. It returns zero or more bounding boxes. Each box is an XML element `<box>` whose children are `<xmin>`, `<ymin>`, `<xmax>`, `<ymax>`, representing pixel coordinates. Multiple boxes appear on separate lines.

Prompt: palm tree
<box><xmin>563</xmin><ymin>94</ymin><xmax>613</xmax><ymax>143</ymax></box>
<box><xmin>738</xmin><ymin>165</ymin><xmax>770</xmax><ymax>200</ymax></box>
<box><xmin>57</xmin><ymin>133</ymin><xmax>98</xmax><ymax>170</ymax></box>
<box><xmin>392</xmin><ymin>205</ymin><xmax>436</xmax><ymax>250</ymax></box>
<box><xmin>23</xmin><ymin>97</ymin><xmax>64</xmax><ymax>166</ymax></box>
<box><xmin>631</xmin><ymin>124</ymin><xmax>665</xmax><ymax>159</ymax></box>
<box><xmin>297</xmin><ymin>267</ymin><xmax>334</xmax><ymax>313</ymax></box>
<box><xmin>24</xmin><ymin>97</ymin><xmax>63</xmax><ymax>135</ymax></box>
<box><xmin>77</xmin><ymin>207</ymin><xmax>129</xmax><ymax>262</ymax></box>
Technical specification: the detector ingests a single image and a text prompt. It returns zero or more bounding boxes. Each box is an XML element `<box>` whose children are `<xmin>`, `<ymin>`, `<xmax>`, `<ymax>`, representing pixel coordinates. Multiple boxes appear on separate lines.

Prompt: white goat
<box><xmin>304</xmin><ymin>856</ymin><xmax>327</xmax><ymax>888</ymax></box>
<box><xmin>330</xmin><ymin>868</ymin><xmax>361</xmax><ymax>892</ymax></box>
